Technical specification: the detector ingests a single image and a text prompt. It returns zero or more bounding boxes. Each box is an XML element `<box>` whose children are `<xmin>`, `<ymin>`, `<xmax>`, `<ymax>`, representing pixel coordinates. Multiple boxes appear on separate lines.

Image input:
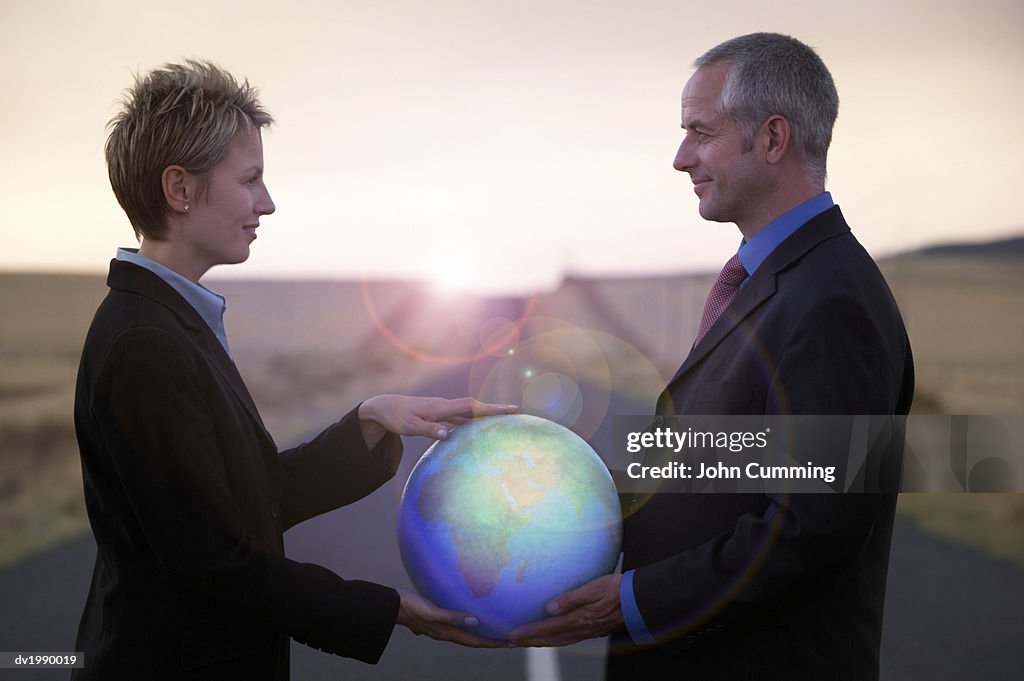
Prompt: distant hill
<box><xmin>909</xmin><ymin>234</ymin><xmax>1024</xmax><ymax>258</ymax></box>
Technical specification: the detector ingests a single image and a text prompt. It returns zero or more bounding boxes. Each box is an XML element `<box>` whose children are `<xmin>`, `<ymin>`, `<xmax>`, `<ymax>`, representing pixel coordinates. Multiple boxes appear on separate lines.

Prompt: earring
<box><xmin>184</xmin><ymin>203</ymin><xmax>190</xmax><ymax>212</ymax></box>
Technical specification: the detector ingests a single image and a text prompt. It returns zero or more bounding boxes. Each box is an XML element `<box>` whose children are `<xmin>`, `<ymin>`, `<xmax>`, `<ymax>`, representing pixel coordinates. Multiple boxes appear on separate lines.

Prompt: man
<box><xmin>511</xmin><ymin>33</ymin><xmax>914</xmax><ymax>680</ymax></box>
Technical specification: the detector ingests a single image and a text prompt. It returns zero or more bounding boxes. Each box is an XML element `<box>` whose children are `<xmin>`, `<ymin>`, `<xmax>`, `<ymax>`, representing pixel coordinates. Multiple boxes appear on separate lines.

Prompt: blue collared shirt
<box><xmin>738</xmin><ymin>192</ymin><xmax>834</xmax><ymax>280</ymax></box>
<box><xmin>618</xmin><ymin>191</ymin><xmax>835</xmax><ymax>645</ymax></box>
<box><xmin>116</xmin><ymin>248</ymin><xmax>232</xmax><ymax>357</ymax></box>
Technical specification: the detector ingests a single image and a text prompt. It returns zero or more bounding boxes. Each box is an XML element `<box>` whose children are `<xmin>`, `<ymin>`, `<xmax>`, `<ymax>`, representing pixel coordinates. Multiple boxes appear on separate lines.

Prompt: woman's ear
<box><xmin>161</xmin><ymin>165</ymin><xmax>194</xmax><ymax>214</ymax></box>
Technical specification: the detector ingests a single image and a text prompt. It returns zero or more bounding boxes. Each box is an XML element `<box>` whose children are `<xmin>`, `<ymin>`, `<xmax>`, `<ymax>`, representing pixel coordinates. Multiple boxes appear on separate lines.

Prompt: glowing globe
<box><xmin>397</xmin><ymin>414</ymin><xmax>622</xmax><ymax>639</ymax></box>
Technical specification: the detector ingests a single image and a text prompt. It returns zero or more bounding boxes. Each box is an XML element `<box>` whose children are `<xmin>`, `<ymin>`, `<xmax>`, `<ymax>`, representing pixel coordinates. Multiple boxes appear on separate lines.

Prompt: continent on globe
<box><xmin>397</xmin><ymin>414</ymin><xmax>622</xmax><ymax>639</ymax></box>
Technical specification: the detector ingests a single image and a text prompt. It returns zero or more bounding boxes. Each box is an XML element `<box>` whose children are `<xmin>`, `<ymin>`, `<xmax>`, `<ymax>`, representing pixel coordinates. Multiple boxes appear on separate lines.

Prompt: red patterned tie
<box><xmin>695</xmin><ymin>254</ymin><xmax>747</xmax><ymax>345</ymax></box>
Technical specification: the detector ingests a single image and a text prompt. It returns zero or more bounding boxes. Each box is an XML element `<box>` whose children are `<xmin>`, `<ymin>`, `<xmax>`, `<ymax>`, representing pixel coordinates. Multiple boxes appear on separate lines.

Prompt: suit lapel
<box><xmin>664</xmin><ymin>206</ymin><xmax>852</xmax><ymax>392</ymax></box>
<box><xmin>107</xmin><ymin>260</ymin><xmax>274</xmax><ymax>444</ymax></box>
<box><xmin>665</xmin><ymin>265</ymin><xmax>778</xmax><ymax>387</ymax></box>
<box><xmin>194</xmin><ymin>328</ymin><xmax>273</xmax><ymax>439</ymax></box>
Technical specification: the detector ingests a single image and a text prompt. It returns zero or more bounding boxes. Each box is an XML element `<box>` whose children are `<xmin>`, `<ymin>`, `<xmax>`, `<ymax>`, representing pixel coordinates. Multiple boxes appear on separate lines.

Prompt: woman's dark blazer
<box><xmin>72</xmin><ymin>259</ymin><xmax>402</xmax><ymax>680</ymax></box>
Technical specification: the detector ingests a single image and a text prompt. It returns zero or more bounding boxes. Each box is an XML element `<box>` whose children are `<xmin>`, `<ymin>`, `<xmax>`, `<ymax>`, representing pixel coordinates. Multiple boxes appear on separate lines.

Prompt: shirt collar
<box><xmin>737</xmin><ymin>192</ymin><xmax>834</xmax><ymax>277</ymax></box>
<box><xmin>115</xmin><ymin>248</ymin><xmax>231</xmax><ymax>356</ymax></box>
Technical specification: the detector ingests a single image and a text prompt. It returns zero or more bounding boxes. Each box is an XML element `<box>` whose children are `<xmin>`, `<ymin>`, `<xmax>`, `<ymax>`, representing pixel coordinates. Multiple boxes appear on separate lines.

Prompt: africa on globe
<box><xmin>397</xmin><ymin>414</ymin><xmax>622</xmax><ymax>639</ymax></box>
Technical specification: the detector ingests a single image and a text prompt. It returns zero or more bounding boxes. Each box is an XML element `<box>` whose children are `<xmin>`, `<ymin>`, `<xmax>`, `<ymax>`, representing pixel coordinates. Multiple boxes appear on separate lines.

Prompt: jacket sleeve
<box><xmin>632</xmin><ymin>293</ymin><xmax>904</xmax><ymax>642</ymax></box>
<box><xmin>90</xmin><ymin>325</ymin><xmax>399</xmax><ymax>663</ymax></box>
<box><xmin>277</xmin><ymin>406</ymin><xmax>403</xmax><ymax>530</ymax></box>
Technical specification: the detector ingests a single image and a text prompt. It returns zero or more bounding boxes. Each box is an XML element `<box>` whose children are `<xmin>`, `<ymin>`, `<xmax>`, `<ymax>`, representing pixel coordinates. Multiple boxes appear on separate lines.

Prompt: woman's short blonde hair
<box><xmin>105</xmin><ymin>60</ymin><xmax>274</xmax><ymax>240</ymax></box>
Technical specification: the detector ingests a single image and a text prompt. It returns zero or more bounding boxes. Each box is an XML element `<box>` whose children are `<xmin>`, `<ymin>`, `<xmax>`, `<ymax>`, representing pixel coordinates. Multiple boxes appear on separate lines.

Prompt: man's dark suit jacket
<box><xmin>608</xmin><ymin>206</ymin><xmax>914</xmax><ymax>681</ymax></box>
<box><xmin>73</xmin><ymin>260</ymin><xmax>403</xmax><ymax>680</ymax></box>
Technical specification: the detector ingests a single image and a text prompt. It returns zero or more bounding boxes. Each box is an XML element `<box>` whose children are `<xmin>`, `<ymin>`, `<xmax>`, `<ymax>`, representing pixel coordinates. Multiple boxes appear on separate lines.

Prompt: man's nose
<box><xmin>673</xmin><ymin>138</ymin><xmax>694</xmax><ymax>173</ymax></box>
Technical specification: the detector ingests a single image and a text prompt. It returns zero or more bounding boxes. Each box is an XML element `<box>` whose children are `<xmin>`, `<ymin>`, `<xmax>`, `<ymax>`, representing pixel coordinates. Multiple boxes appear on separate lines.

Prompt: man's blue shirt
<box><xmin>737</xmin><ymin>192</ymin><xmax>834</xmax><ymax>280</ymax></box>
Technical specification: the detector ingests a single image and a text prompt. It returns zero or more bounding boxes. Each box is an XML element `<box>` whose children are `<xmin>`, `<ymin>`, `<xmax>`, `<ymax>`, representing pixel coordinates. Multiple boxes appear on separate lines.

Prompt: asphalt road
<box><xmin>2</xmin><ymin>366</ymin><xmax>1022</xmax><ymax>679</ymax></box>
<box><xmin>3</xmin><ymin>512</ymin><xmax>1022</xmax><ymax>680</ymax></box>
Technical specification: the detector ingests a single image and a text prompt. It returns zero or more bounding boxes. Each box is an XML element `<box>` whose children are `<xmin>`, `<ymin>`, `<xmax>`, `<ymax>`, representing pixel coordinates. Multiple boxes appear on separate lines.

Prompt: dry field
<box><xmin>0</xmin><ymin>274</ymin><xmax>108</xmax><ymax>565</ymax></box>
<box><xmin>1</xmin><ymin>253</ymin><xmax>1022</xmax><ymax>566</ymax></box>
<box><xmin>880</xmin><ymin>255</ymin><xmax>1024</xmax><ymax>564</ymax></box>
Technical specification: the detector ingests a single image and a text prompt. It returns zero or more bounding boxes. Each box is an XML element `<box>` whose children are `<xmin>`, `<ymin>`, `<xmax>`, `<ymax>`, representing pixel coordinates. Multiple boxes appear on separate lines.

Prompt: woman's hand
<box><xmin>396</xmin><ymin>590</ymin><xmax>507</xmax><ymax>648</ymax></box>
<box><xmin>357</xmin><ymin>395</ymin><xmax>518</xmax><ymax>449</ymax></box>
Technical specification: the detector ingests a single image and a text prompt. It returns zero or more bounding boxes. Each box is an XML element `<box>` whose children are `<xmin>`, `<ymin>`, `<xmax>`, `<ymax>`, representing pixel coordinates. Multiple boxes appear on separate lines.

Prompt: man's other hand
<box><xmin>508</xmin><ymin>573</ymin><xmax>624</xmax><ymax>647</ymax></box>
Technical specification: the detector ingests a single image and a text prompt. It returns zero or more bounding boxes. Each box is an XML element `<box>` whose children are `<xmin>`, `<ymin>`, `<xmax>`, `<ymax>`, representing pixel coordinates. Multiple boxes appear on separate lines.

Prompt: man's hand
<box><xmin>358</xmin><ymin>395</ymin><xmax>518</xmax><ymax>449</ymax></box>
<box><xmin>509</xmin><ymin>573</ymin><xmax>624</xmax><ymax>647</ymax></box>
<box><xmin>396</xmin><ymin>590</ymin><xmax>507</xmax><ymax>648</ymax></box>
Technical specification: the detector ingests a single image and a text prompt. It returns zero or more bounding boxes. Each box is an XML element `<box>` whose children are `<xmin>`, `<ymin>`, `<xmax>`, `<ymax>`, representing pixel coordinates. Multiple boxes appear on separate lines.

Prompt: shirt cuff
<box><xmin>620</xmin><ymin>569</ymin><xmax>656</xmax><ymax>645</ymax></box>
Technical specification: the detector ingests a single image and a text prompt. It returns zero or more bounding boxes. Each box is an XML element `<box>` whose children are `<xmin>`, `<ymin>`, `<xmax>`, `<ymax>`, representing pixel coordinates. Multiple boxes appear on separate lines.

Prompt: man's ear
<box><xmin>763</xmin><ymin>115</ymin><xmax>792</xmax><ymax>165</ymax></box>
<box><xmin>161</xmin><ymin>165</ymin><xmax>194</xmax><ymax>214</ymax></box>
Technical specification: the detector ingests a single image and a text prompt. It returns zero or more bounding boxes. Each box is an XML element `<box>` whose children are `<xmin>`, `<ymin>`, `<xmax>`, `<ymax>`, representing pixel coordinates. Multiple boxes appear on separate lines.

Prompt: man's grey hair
<box><xmin>695</xmin><ymin>32</ymin><xmax>838</xmax><ymax>185</ymax></box>
<box><xmin>105</xmin><ymin>60</ymin><xmax>274</xmax><ymax>240</ymax></box>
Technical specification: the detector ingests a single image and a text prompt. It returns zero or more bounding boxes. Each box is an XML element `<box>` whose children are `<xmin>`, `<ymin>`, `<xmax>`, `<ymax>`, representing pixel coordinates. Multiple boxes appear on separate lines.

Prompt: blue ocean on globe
<box><xmin>397</xmin><ymin>413</ymin><xmax>622</xmax><ymax>639</ymax></box>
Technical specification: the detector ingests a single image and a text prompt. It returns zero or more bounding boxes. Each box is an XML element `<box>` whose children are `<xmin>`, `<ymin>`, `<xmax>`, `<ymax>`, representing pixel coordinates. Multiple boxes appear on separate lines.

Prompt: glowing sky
<box><xmin>1</xmin><ymin>0</ymin><xmax>1022</xmax><ymax>293</ymax></box>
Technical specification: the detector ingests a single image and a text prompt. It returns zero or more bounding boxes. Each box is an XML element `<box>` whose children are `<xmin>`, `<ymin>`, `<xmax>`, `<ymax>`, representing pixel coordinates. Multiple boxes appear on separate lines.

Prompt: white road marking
<box><xmin>525</xmin><ymin>647</ymin><xmax>561</xmax><ymax>681</ymax></box>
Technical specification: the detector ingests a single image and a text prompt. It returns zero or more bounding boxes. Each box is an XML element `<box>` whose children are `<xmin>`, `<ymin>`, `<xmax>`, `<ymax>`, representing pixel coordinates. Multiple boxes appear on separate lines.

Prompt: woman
<box><xmin>73</xmin><ymin>60</ymin><xmax>511</xmax><ymax>680</ymax></box>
